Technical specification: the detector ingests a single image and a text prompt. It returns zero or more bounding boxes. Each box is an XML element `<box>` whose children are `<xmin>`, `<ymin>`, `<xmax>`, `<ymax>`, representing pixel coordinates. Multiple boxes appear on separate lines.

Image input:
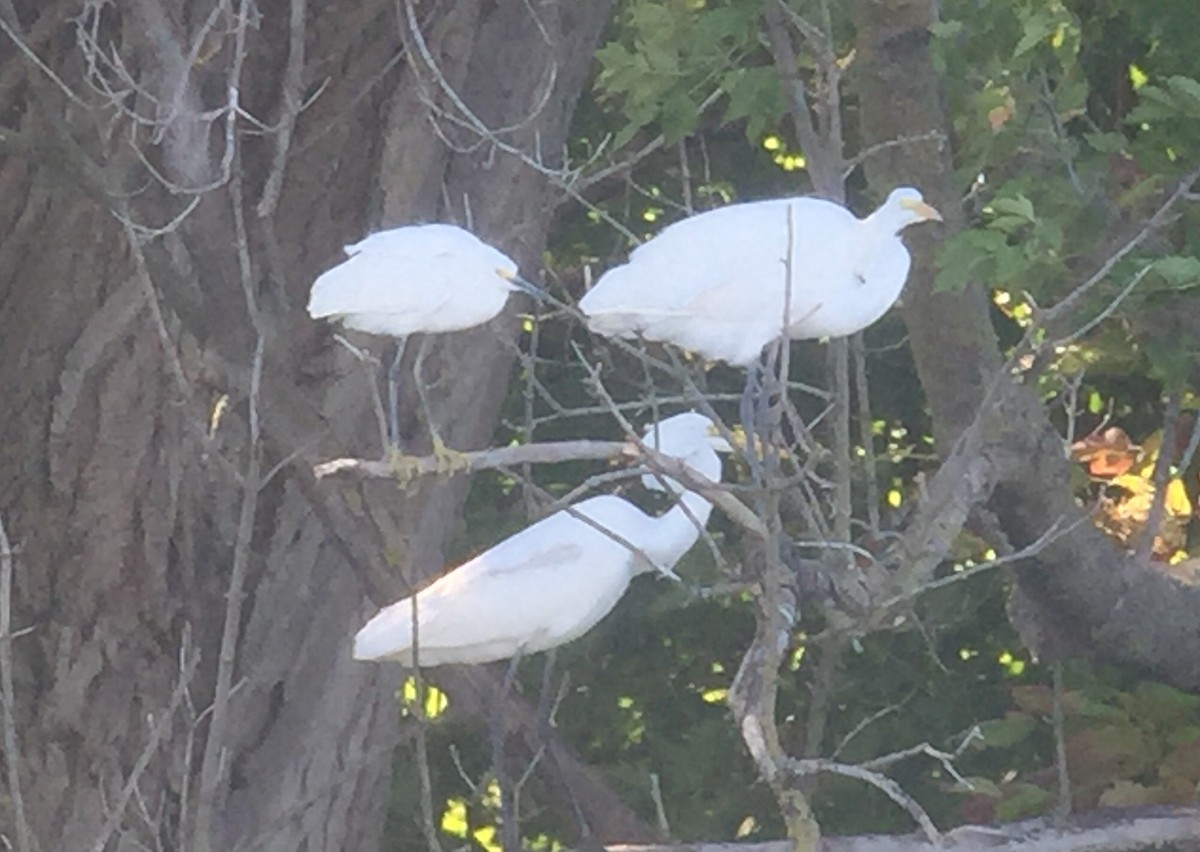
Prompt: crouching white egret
<box><xmin>579</xmin><ymin>187</ymin><xmax>942</xmax><ymax>367</ymax></box>
<box><xmin>308</xmin><ymin>223</ymin><xmax>538</xmax><ymax>455</ymax></box>
<box><xmin>353</xmin><ymin>412</ymin><xmax>731</xmax><ymax>667</ymax></box>
<box><xmin>308</xmin><ymin>224</ymin><xmax>527</xmax><ymax>336</ymax></box>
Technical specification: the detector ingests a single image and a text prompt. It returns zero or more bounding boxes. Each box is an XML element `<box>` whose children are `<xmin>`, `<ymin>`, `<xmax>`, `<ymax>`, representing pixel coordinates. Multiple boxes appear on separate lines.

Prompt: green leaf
<box><xmin>1153</xmin><ymin>255</ymin><xmax>1200</xmax><ymax>288</ymax></box>
<box><xmin>978</xmin><ymin>711</ymin><xmax>1038</xmax><ymax>749</ymax></box>
<box><xmin>930</xmin><ymin>19</ymin><xmax>964</xmax><ymax>39</ymax></box>
<box><xmin>990</xmin><ymin>215</ymin><xmax>1033</xmax><ymax>234</ymax></box>
<box><xmin>661</xmin><ymin>94</ymin><xmax>700</xmax><ymax>142</ymax></box>
<box><xmin>989</xmin><ymin>195</ymin><xmax>1036</xmax><ymax>222</ymax></box>
<box><xmin>995</xmin><ymin>783</ymin><xmax>1051</xmax><ymax>822</ymax></box>
<box><xmin>1013</xmin><ymin>12</ymin><xmax>1058</xmax><ymax>58</ymax></box>
<box><xmin>1085</xmin><ymin>131</ymin><xmax>1129</xmax><ymax>154</ymax></box>
<box><xmin>1128</xmin><ymin>681</ymin><xmax>1200</xmax><ymax>730</ymax></box>
<box><xmin>1166</xmin><ymin>76</ymin><xmax>1200</xmax><ymax>118</ymax></box>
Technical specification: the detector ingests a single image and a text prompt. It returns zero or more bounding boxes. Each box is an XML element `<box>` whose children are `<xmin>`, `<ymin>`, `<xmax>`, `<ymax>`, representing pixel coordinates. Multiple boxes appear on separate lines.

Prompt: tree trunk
<box><xmin>0</xmin><ymin>0</ymin><xmax>625</xmax><ymax>849</ymax></box>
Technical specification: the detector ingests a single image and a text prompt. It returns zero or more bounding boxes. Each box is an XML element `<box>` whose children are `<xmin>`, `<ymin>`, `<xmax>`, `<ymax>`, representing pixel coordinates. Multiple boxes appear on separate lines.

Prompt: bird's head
<box><xmin>639</xmin><ymin>412</ymin><xmax>732</xmax><ymax>492</ymax></box>
<box><xmin>887</xmin><ymin>187</ymin><xmax>943</xmax><ymax>229</ymax></box>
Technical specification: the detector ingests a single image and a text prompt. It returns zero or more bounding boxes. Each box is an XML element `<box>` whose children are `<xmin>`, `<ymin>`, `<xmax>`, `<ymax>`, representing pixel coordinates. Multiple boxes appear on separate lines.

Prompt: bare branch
<box><xmin>0</xmin><ymin>8</ymin><xmax>92</xmax><ymax>107</ymax></box>
<box><xmin>1136</xmin><ymin>390</ymin><xmax>1181</xmax><ymax>564</ymax></box>
<box><xmin>877</xmin><ymin>515</ymin><xmax>1087</xmax><ymax>611</ymax></box>
<box><xmin>787</xmin><ymin>757</ymin><xmax>940</xmax><ymax>844</ymax></box>
<box><xmin>851</xmin><ymin>335</ymin><xmax>881</xmax><ymax>533</ymax></box>
<box><xmin>1052</xmin><ymin>664</ymin><xmax>1072</xmax><ymax>819</ymax></box>
<box><xmin>194</xmin><ymin>87</ymin><xmax>264</xmax><ymax>850</ymax></box>
<box><xmin>256</xmin><ymin>0</ymin><xmax>308</xmax><ymax>217</ymax></box>
<box><xmin>761</xmin><ymin>0</ymin><xmax>842</xmax><ymax>199</ymax></box>
<box><xmin>314</xmin><ymin>439</ymin><xmax>769</xmax><ymax>538</ymax></box>
<box><xmin>0</xmin><ymin>517</ymin><xmax>32</xmax><ymax>852</ymax></box>
<box><xmin>842</xmin><ymin>131</ymin><xmax>948</xmax><ymax>179</ymax></box>
<box><xmin>315</xmin><ymin>438</ymin><xmax>627</xmax><ymax>478</ymax></box>
<box><xmin>605</xmin><ymin>807</ymin><xmax>1200</xmax><ymax>851</ymax></box>
<box><xmin>1038</xmin><ymin>167</ymin><xmax>1200</xmax><ymax>337</ymax></box>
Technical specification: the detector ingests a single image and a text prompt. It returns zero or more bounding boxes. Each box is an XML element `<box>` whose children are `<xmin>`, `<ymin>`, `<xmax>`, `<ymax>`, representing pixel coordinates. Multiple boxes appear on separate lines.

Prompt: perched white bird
<box><xmin>353</xmin><ymin>412</ymin><xmax>730</xmax><ymax>666</ymax></box>
<box><xmin>307</xmin><ymin>223</ymin><xmax>523</xmax><ymax>337</ymax></box>
<box><xmin>308</xmin><ymin>223</ymin><xmax>536</xmax><ymax>449</ymax></box>
<box><xmin>579</xmin><ymin>187</ymin><xmax>942</xmax><ymax>366</ymax></box>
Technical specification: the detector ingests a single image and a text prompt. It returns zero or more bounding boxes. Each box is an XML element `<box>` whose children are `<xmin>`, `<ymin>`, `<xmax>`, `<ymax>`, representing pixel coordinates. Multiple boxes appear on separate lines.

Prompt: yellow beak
<box><xmin>900</xmin><ymin>198</ymin><xmax>943</xmax><ymax>222</ymax></box>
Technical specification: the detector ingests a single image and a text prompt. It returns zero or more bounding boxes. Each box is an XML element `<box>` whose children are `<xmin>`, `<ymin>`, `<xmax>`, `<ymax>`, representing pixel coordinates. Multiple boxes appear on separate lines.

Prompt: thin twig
<box><xmin>828</xmin><ymin>339</ymin><xmax>853</xmax><ymax>554</ymax></box>
<box><xmin>851</xmin><ymin>335</ymin><xmax>881</xmax><ymax>533</ymax></box>
<box><xmin>194</xmin><ymin>76</ymin><xmax>263</xmax><ymax>848</ymax></box>
<box><xmin>256</xmin><ymin>0</ymin><xmax>308</xmax><ymax>217</ymax></box>
<box><xmin>1136</xmin><ymin>390</ymin><xmax>1182</xmax><ymax>564</ymax></box>
<box><xmin>877</xmin><ymin>516</ymin><xmax>1086</xmax><ymax>611</ymax></box>
<box><xmin>761</xmin><ymin>0</ymin><xmax>842</xmax><ymax>199</ymax></box>
<box><xmin>1177</xmin><ymin>410</ymin><xmax>1200</xmax><ymax>474</ymax></box>
<box><xmin>1036</xmin><ymin>167</ymin><xmax>1200</xmax><ymax>336</ymax></box>
<box><xmin>1052</xmin><ymin>663</ymin><xmax>1072</xmax><ymax>819</ymax></box>
<box><xmin>786</xmin><ymin>758</ymin><xmax>940</xmax><ymax>843</ymax></box>
<box><xmin>412</xmin><ymin>681</ymin><xmax>444</xmax><ymax>852</ymax></box>
<box><xmin>0</xmin><ymin>517</ymin><xmax>32</xmax><ymax>852</ymax></box>
<box><xmin>1053</xmin><ymin>265</ymin><xmax>1152</xmax><ymax>348</ymax></box>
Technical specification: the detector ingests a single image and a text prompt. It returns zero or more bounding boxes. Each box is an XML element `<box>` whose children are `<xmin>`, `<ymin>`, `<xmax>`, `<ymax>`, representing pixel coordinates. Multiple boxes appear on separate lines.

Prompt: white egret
<box><xmin>579</xmin><ymin>187</ymin><xmax>942</xmax><ymax>367</ymax></box>
<box><xmin>308</xmin><ymin>223</ymin><xmax>536</xmax><ymax>451</ymax></box>
<box><xmin>353</xmin><ymin>412</ymin><xmax>730</xmax><ymax>667</ymax></box>
<box><xmin>308</xmin><ymin>223</ymin><xmax>524</xmax><ymax>336</ymax></box>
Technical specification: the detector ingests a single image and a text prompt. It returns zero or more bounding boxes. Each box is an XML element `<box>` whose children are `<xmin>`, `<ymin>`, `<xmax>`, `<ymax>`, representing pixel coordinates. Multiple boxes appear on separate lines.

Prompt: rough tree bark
<box><xmin>850</xmin><ymin>0</ymin><xmax>1200</xmax><ymax>688</ymax></box>
<box><xmin>0</xmin><ymin>0</ymin><xmax>633</xmax><ymax>849</ymax></box>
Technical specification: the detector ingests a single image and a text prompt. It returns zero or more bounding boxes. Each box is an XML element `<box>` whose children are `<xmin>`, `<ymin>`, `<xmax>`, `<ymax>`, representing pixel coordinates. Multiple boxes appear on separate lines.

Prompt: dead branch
<box><xmin>761</xmin><ymin>0</ymin><xmax>843</xmax><ymax>200</ymax></box>
<box><xmin>1038</xmin><ymin>167</ymin><xmax>1200</xmax><ymax>340</ymax></box>
<box><xmin>787</xmin><ymin>757</ymin><xmax>940</xmax><ymax>844</ymax></box>
<box><xmin>256</xmin><ymin>0</ymin><xmax>308</xmax><ymax>218</ymax></box>
<box><xmin>0</xmin><ymin>516</ymin><xmax>32</xmax><ymax>852</ymax></box>
<box><xmin>1135</xmin><ymin>390</ymin><xmax>1181</xmax><ymax>564</ymax></box>
<box><xmin>314</xmin><ymin>439</ymin><xmax>769</xmax><ymax>538</ymax></box>
<box><xmin>193</xmin><ymin>129</ymin><xmax>265</xmax><ymax>851</ymax></box>
<box><xmin>603</xmin><ymin>806</ymin><xmax>1200</xmax><ymax>852</ymax></box>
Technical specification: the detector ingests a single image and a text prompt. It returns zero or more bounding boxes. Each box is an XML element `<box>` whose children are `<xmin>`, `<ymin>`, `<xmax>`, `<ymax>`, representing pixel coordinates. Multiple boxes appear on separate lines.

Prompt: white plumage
<box><xmin>579</xmin><ymin>187</ymin><xmax>941</xmax><ymax>366</ymax></box>
<box><xmin>352</xmin><ymin>412</ymin><xmax>728</xmax><ymax>666</ymax></box>
<box><xmin>307</xmin><ymin>223</ymin><xmax>521</xmax><ymax>336</ymax></box>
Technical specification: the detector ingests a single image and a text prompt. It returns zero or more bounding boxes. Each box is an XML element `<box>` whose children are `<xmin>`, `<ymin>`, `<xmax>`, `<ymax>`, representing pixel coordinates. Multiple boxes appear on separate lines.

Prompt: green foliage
<box><xmin>596</xmin><ymin>0</ymin><xmax>768</xmax><ymax>144</ymax></box>
<box><xmin>970</xmin><ymin>670</ymin><xmax>1200</xmax><ymax>817</ymax></box>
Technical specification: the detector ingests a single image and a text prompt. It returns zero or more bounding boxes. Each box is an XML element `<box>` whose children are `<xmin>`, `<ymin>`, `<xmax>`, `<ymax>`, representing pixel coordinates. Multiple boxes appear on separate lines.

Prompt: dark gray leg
<box><xmin>387</xmin><ymin>337</ymin><xmax>408</xmax><ymax>448</ymax></box>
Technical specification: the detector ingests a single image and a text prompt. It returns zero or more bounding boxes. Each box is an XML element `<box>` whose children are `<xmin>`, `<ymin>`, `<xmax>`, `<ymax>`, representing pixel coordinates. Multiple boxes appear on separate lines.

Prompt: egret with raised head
<box><xmin>579</xmin><ymin>187</ymin><xmax>942</xmax><ymax>366</ymax></box>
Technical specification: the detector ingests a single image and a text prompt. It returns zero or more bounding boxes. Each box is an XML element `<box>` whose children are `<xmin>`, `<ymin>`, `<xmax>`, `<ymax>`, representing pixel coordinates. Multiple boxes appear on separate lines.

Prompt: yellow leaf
<box><xmin>474</xmin><ymin>825</ymin><xmax>502</xmax><ymax>852</ymax></box>
<box><xmin>1129</xmin><ymin>64</ymin><xmax>1149</xmax><ymax>90</ymax></box>
<box><xmin>736</xmin><ymin>816</ymin><xmax>759</xmax><ymax>838</ymax></box>
<box><xmin>440</xmin><ymin>798</ymin><xmax>469</xmax><ymax>837</ymax></box>
<box><xmin>1111</xmin><ymin>473</ymin><xmax>1153</xmax><ymax>497</ymax></box>
<box><xmin>401</xmin><ymin>677</ymin><xmax>450</xmax><ymax>719</ymax></box>
<box><xmin>1165</xmin><ymin>479</ymin><xmax>1192</xmax><ymax>517</ymax></box>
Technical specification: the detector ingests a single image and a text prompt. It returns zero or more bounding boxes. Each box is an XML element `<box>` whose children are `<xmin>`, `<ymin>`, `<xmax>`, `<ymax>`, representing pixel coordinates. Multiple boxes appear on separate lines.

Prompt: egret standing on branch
<box><xmin>308</xmin><ymin>223</ymin><xmax>540</xmax><ymax>454</ymax></box>
<box><xmin>352</xmin><ymin>411</ymin><xmax>732</xmax><ymax>667</ymax></box>
<box><xmin>579</xmin><ymin>187</ymin><xmax>942</xmax><ymax>367</ymax></box>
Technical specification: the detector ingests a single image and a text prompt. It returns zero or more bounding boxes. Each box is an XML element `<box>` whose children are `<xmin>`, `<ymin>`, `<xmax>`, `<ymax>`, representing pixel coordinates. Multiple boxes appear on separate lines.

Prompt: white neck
<box><xmin>864</xmin><ymin>202</ymin><xmax>914</xmax><ymax>237</ymax></box>
<box><xmin>639</xmin><ymin>482</ymin><xmax>715</xmax><ymax>571</ymax></box>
